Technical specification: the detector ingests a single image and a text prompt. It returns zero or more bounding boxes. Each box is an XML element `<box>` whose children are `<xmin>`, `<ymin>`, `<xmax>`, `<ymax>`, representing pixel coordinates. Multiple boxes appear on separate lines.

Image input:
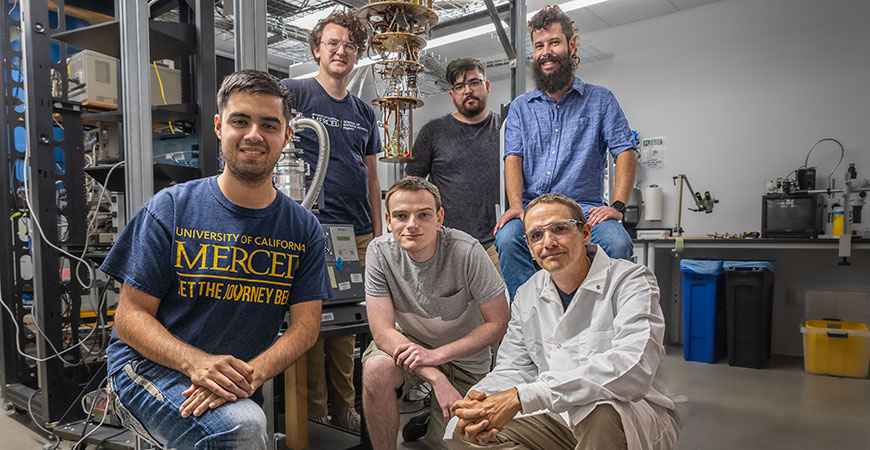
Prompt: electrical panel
<box><xmin>322</xmin><ymin>224</ymin><xmax>365</xmax><ymax>304</ymax></box>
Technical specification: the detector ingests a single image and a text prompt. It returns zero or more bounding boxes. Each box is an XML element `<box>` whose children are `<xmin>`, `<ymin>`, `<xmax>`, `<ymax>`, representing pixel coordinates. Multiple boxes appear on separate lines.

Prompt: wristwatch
<box><xmin>611</xmin><ymin>201</ymin><xmax>627</xmax><ymax>219</ymax></box>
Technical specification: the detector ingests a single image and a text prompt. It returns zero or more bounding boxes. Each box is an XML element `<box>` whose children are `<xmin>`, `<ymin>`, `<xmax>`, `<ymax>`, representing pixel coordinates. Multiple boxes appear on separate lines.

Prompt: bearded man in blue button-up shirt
<box><xmin>493</xmin><ymin>5</ymin><xmax>638</xmax><ymax>301</ymax></box>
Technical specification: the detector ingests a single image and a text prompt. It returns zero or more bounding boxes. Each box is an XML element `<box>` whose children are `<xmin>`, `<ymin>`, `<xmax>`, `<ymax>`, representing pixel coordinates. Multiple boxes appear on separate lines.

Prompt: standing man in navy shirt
<box><xmin>103</xmin><ymin>70</ymin><xmax>329</xmax><ymax>449</ymax></box>
<box><xmin>281</xmin><ymin>11</ymin><xmax>381</xmax><ymax>432</ymax></box>
<box><xmin>493</xmin><ymin>5</ymin><xmax>637</xmax><ymax>301</ymax></box>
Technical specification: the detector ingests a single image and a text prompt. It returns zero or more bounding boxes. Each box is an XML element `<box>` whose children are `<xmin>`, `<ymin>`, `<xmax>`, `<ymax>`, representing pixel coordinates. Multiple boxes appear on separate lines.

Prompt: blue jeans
<box><xmin>494</xmin><ymin>218</ymin><xmax>633</xmax><ymax>301</ymax></box>
<box><xmin>109</xmin><ymin>358</ymin><xmax>267</xmax><ymax>450</ymax></box>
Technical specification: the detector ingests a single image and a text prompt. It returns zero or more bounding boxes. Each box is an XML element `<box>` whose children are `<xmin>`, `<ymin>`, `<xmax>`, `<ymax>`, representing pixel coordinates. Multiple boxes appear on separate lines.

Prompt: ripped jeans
<box><xmin>108</xmin><ymin>358</ymin><xmax>267</xmax><ymax>450</ymax></box>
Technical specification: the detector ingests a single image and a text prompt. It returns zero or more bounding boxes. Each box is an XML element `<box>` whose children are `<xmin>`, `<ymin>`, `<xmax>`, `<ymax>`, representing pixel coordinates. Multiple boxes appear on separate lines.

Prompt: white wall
<box><xmin>411</xmin><ymin>0</ymin><xmax>870</xmax><ymax>236</ymax></box>
<box><xmin>578</xmin><ymin>0</ymin><xmax>870</xmax><ymax>235</ymax></box>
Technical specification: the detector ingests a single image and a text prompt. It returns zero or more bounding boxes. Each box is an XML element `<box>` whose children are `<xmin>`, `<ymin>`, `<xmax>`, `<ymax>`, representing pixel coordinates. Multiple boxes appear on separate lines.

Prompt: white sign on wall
<box><xmin>640</xmin><ymin>137</ymin><xmax>666</xmax><ymax>169</ymax></box>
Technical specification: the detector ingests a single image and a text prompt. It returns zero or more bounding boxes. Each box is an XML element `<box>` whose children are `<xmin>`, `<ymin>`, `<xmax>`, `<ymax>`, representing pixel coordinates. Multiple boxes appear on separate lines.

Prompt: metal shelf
<box><xmin>82</xmin><ymin>103</ymin><xmax>198</xmax><ymax>124</ymax></box>
<box><xmin>52</xmin><ymin>20</ymin><xmax>196</xmax><ymax>60</ymax></box>
<box><xmin>85</xmin><ymin>162</ymin><xmax>199</xmax><ymax>193</ymax></box>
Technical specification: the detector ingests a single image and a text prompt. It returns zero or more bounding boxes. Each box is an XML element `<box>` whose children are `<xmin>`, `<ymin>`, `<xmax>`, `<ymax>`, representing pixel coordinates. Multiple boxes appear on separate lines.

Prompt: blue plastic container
<box><xmin>681</xmin><ymin>260</ymin><xmax>727</xmax><ymax>363</ymax></box>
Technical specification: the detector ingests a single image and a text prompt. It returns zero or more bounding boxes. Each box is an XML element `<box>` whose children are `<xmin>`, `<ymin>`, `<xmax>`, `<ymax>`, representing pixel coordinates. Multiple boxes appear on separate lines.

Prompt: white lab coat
<box><xmin>470</xmin><ymin>246</ymin><xmax>680</xmax><ymax>450</ymax></box>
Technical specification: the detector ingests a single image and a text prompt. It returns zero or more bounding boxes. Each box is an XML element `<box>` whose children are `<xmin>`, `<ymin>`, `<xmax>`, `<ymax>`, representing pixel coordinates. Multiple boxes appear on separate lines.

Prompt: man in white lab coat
<box><xmin>448</xmin><ymin>193</ymin><xmax>680</xmax><ymax>450</ymax></box>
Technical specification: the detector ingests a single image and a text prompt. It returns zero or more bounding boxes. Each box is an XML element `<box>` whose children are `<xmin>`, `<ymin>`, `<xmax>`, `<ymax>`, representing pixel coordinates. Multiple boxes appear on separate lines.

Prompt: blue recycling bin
<box><xmin>681</xmin><ymin>259</ymin><xmax>727</xmax><ymax>363</ymax></box>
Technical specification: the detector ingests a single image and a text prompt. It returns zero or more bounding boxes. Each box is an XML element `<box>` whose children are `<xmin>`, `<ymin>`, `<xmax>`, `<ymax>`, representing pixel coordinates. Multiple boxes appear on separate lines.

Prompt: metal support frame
<box><xmin>2</xmin><ymin>0</ymin><xmax>218</xmax><ymax>429</ymax></box>
<box><xmin>510</xmin><ymin>0</ymin><xmax>527</xmax><ymax>99</ymax></box>
<box><xmin>11</xmin><ymin>0</ymin><xmax>88</xmax><ymax>423</ymax></box>
<box><xmin>119</xmin><ymin>0</ymin><xmax>153</xmax><ymax>216</ymax></box>
<box><xmin>234</xmin><ymin>0</ymin><xmax>268</xmax><ymax>72</ymax></box>
<box><xmin>483</xmin><ymin>0</ymin><xmax>515</xmax><ymax>61</ymax></box>
<box><xmin>195</xmin><ymin>0</ymin><xmax>218</xmax><ymax>176</ymax></box>
<box><xmin>0</xmin><ymin>0</ymin><xmax>32</xmax><ymax>401</ymax></box>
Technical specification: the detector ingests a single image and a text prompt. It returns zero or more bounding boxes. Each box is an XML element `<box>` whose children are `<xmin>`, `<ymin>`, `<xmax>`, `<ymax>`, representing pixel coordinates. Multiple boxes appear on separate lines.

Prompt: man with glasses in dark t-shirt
<box><xmin>280</xmin><ymin>11</ymin><xmax>382</xmax><ymax>432</ymax></box>
<box><xmin>405</xmin><ymin>58</ymin><xmax>501</xmax><ymax>270</ymax></box>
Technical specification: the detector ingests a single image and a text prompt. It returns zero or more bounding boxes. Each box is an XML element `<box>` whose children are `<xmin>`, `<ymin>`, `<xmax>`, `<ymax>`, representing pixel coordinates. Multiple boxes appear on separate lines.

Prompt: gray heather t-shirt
<box><xmin>405</xmin><ymin>112</ymin><xmax>501</xmax><ymax>247</ymax></box>
<box><xmin>365</xmin><ymin>227</ymin><xmax>506</xmax><ymax>373</ymax></box>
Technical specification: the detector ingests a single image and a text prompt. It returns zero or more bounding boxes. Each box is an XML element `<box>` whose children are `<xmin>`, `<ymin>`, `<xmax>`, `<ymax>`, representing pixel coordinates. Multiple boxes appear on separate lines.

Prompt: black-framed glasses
<box><xmin>451</xmin><ymin>78</ymin><xmax>484</xmax><ymax>93</ymax></box>
<box><xmin>323</xmin><ymin>39</ymin><xmax>359</xmax><ymax>53</ymax></box>
<box><xmin>523</xmin><ymin>219</ymin><xmax>584</xmax><ymax>244</ymax></box>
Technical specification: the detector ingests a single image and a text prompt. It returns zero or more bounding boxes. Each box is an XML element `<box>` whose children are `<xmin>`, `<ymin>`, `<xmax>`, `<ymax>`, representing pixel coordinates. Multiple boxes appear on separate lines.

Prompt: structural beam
<box><xmin>234</xmin><ymin>0</ymin><xmax>268</xmax><ymax>71</ymax></box>
<box><xmin>195</xmin><ymin>0</ymin><xmax>219</xmax><ymax>176</ymax></box>
<box><xmin>119</xmin><ymin>0</ymin><xmax>153</xmax><ymax>214</ymax></box>
<box><xmin>483</xmin><ymin>0</ymin><xmax>515</xmax><ymax>61</ymax></box>
<box><xmin>510</xmin><ymin>0</ymin><xmax>527</xmax><ymax>99</ymax></box>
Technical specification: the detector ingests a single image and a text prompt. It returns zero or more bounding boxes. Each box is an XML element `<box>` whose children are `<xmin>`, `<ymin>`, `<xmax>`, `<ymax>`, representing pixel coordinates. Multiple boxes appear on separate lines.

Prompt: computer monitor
<box><xmin>762</xmin><ymin>194</ymin><xmax>823</xmax><ymax>238</ymax></box>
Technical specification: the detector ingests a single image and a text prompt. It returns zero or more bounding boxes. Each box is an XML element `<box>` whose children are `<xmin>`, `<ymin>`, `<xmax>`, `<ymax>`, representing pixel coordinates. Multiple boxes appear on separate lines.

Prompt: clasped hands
<box><xmin>450</xmin><ymin>388</ymin><xmax>522</xmax><ymax>445</ymax></box>
<box><xmin>392</xmin><ymin>343</ymin><xmax>465</xmax><ymax>423</ymax></box>
<box><xmin>178</xmin><ymin>354</ymin><xmax>258</xmax><ymax>418</ymax></box>
<box><xmin>392</xmin><ymin>342</ymin><xmax>442</xmax><ymax>372</ymax></box>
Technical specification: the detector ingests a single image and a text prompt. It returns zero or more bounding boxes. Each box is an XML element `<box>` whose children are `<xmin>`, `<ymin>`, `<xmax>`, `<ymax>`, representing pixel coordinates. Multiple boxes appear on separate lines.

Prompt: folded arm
<box><xmin>394</xmin><ymin>292</ymin><xmax>509</xmax><ymax>372</ymax></box>
<box><xmin>114</xmin><ymin>283</ymin><xmax>254</xmax><ymax>402</ymax></box>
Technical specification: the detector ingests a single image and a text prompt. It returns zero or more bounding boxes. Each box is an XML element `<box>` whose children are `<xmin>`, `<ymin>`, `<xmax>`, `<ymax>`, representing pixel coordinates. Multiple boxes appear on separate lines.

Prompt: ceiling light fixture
<box><xmin>291</xmin><ymin>0</ymin><xmax>608</xmax><ymax>79</ymax></box>
<box><xmin>426</xmin><ymin>0</ymin><xmax>608</xmax><ymax>50</ymax></box>
<box><xmin>289</xmin><ymin>6</ymin><xmax>337</xmax><ymax>30</ymax></box>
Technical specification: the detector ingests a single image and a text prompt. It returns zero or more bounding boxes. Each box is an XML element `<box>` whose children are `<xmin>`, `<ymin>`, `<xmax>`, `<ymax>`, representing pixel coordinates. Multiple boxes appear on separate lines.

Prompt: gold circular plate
<box><xmin>375</xmin><ymin>59</ymin><xmax>424</xmax><ymax>76</ymax></box>
<box><xmin>357</xmin><ymin>1</ymin><xmax>439</xmax><ymax>31</ymax></box>
<box><xmin>371</xmin><ymin>32</ymin><xmax>427</xmax><ymax>52</ymax></box>
<box><xmin>373</xmin><ymin>95</ymin><xmax>424</xmax><ymax>108</ymax></box>
<box><xmin>379</xmin><ymin>156</ymin><xmax>415</xmax><ymax>163</ymax></box>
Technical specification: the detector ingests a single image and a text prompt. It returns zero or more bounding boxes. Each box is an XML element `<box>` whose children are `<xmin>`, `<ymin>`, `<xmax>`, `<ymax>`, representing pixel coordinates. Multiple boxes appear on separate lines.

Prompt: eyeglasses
<box><xmin>323</xmin><ymin>39</ymin><xmax>359</xmax><ymax>53</ymax></box>
<box><xmin>523</xmin><ymin>219</ymin><xmax>584</xmax><ymax>244</ymax></box>
<box><xmin>451</xmin><ymin>78</ymin><xmax>485</xmax><ymax>93</ymax></box>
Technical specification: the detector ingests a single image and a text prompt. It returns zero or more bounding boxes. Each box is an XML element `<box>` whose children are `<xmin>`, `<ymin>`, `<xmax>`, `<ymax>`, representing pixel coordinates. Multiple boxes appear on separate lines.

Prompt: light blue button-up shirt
<box><xmin>504</xmin><ymin>77</ymin><xmax>635</xmax><ymax>212</ymax></box>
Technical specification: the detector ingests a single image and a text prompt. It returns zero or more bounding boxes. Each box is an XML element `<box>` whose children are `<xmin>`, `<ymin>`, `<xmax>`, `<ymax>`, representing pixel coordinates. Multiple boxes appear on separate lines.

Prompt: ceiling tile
<box><xmin>667</xmin><ymin>0</ymin><xmax>723</xmax><ymax>10</ymax></box>
<box><xmin>586</xmin><ymin>0</ymin><xmax>678</xmax><ymax>27</ymax></box>
<box><xmin>573</xmin><ymin>8</ymin><xmax>612</xmax><ymax>34</ymax></box>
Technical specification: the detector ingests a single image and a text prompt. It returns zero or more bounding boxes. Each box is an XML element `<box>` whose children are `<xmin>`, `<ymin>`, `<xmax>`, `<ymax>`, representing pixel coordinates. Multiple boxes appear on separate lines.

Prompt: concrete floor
<box><xmin>3</xmin><ymin>347</ymin><xmax>869</xmax><ymax>450</ymax></box>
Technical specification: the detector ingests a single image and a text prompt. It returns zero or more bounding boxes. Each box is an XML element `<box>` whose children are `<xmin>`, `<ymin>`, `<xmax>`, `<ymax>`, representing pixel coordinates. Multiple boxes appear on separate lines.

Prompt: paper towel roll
<box><xmin>644</xmin><ymin>185</ymin><xmax>663</xmax><ymax>221</ymax></box>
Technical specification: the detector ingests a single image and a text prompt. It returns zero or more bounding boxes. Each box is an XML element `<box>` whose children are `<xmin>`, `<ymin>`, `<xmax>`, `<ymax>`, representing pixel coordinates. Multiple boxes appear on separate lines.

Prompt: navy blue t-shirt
<box><xmin>102</xmin><ymin>176</ymin><xmax>332</xmax><ymax>376</ymax></box>
<box><xmin>554</xmin><ymin>285</ymin><xmax>576</xmax><ymax>312</ymax></box>
<box><xmin>281</xmin><ymin>77</ymin><xmax>381</xmax><ymax>235</ymax></box>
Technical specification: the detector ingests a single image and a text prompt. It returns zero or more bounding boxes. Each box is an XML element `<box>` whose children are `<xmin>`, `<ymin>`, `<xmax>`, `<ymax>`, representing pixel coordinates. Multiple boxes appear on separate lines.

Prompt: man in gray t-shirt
<box><xmin>362</xmin><ymin>177</ymin><xmax>509</xmax><ymax>450</ymax></box>
<box><xmin>406</xmin><ymin>58</ymin><xmax>501</xmax><ymax>268</ymax></box>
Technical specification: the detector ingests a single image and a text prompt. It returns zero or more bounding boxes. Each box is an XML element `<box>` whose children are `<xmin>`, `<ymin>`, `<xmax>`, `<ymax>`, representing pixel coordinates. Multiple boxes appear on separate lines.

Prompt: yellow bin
<box><xmin>801</xmin><ymin>320</ymin><xmax>870</xmax><ymax>378</ymax></box>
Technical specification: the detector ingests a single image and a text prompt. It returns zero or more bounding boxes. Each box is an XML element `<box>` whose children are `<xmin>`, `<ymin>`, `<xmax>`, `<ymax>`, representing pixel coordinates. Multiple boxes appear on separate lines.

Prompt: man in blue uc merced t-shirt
<box><xmin>493</xmin><ymin>5</ymin><xmax>638</xmax><ymax>301</ymax></box>
<box><xmin>102</xmin><ymin>70</ymin><xmax>331</xmax><ymax>450</ymax></box>
<box><xmin>280</xmin><ymin>11</ymin><xmax>382</xmax><ymax>432</ymax></box>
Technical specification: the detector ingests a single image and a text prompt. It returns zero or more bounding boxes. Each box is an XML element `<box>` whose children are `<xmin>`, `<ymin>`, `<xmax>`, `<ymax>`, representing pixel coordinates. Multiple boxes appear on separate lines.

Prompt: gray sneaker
<box><xmin>331</xmin><ymin>406</ymin><xmax>361</xmax><ymax>432</ymax></box>
<box><xmin>309</xmin><ymin>415</ymin><xmax>331</xmax><ymax>426</ymax></box>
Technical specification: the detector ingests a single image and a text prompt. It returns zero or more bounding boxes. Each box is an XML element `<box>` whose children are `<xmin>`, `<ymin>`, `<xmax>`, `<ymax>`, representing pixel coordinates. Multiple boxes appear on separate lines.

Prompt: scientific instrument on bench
<box><xmin>68</xmin><ymin>49</ymin><xmax>181</xmax><ymax>109</ymax></box>
<box><xmin>321</xmin><ymin>224</ymin><xmax>366</xmax><ymax>304</ymax></box>
<box><xmin>761</xmin><ymin>193</ymin><xmax>824</xmax><ymax>238</ymax></box>
<box><xmin>761</xmin><ymin>138</ymin><xmax>870</xmax><ymax>263</ymax></box>
<box><xmin>672</xmin><ymin>174</ymin><xmax>719</xmax><ymax>237</ymax></box>
<box><xmin>274</xmin><ymin>113</ymin><xmax>330</xmax><ymax>210</ymax></box>
<box><xmin>356</xmin><ymin>0</ymin><xmax>438</xmax><ymax>162</ymax></box>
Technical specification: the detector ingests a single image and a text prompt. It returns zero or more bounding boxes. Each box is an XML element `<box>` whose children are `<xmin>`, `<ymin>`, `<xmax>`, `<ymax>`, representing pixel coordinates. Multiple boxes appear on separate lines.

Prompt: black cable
<box><xmin>94</xmin><ymin>427</ymin><xmax>127</xmax><ymax>448</ymax></box>
<box><xmin>400</xmin><ymin>386</ymin><xmax>432</xmax><ymax>415</ymax></box>
<box><xmin>73</xmin><ymin>378</ymin><xmax>107</xmax><ymax>450</ymax></box>
<box><xmin>53</xmin><ymin>362</ymin><xmax>108</xmax><ymax>428</ymax></box>
<box><xmin>82</xmin><ymin>282</ymin><xmax>111</xmax><ymax>360</ymax></box>
<box><xmin>399</xmin><ymin>404</ymin><xmax>430</xmax><ymax>415</ymax></box>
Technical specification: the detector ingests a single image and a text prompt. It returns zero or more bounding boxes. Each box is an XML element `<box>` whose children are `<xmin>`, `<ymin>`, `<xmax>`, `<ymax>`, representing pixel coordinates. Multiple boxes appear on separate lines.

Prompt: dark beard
<box><xmin>532</xmin><ymin>52</ymin><xmax>575</xmax><ymax>94</ymax></box>
<box><xmin>456</xmin><ymin>95</ymin><xmax>486</xmax><ymax>118</ymax></box>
